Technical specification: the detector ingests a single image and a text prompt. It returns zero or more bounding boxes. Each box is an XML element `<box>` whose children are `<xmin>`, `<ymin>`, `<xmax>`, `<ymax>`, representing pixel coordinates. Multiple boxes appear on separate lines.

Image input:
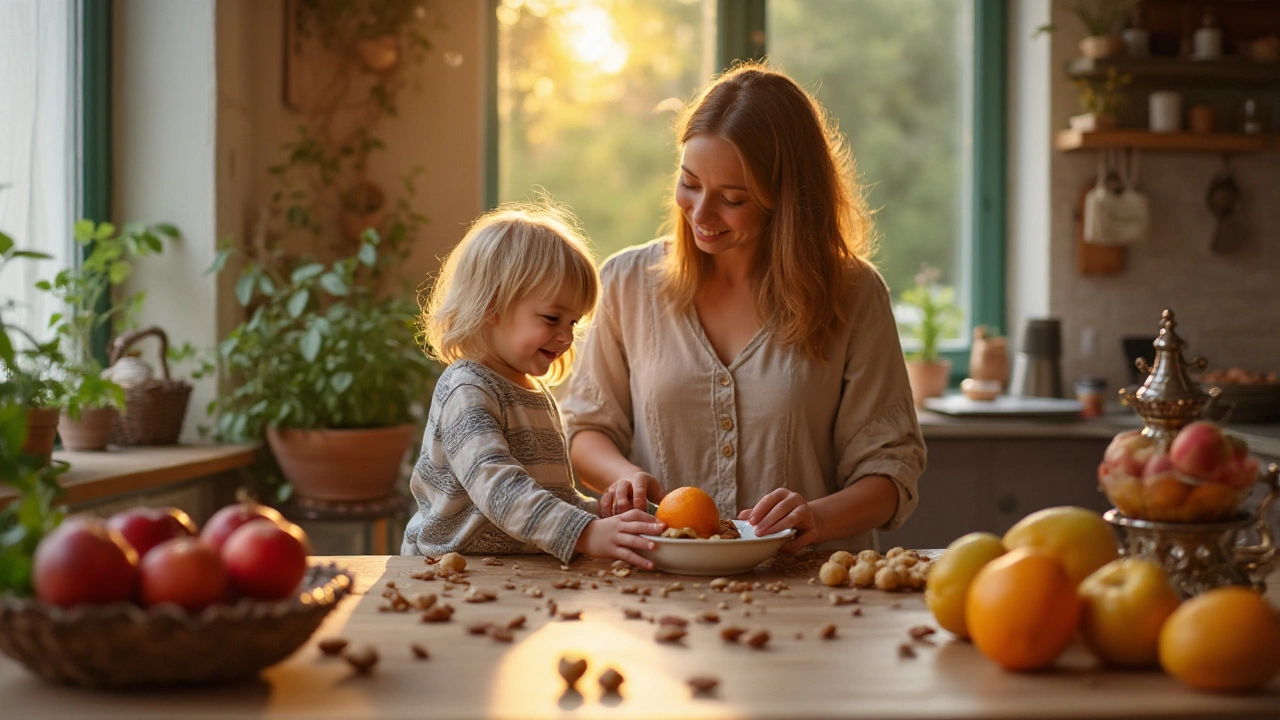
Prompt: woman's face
<box><xmin>675</xmin><ymin>134</ymin><xmax>769</xmax><ymax>259</ymax></box>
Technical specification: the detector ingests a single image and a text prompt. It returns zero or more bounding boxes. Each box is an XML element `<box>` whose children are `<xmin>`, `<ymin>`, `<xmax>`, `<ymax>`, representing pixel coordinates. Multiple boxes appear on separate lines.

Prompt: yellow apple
<box><xmin>1078</xmin><ymin>558</ymin><xmax>1181</xmax><ymax>667</ymax></box>
<box><xmin>1002</xmin><ymin>506</ymin><xmax>1119</xmax><ymax>586</ymax></box>
<box><xmin>924</xmin><ymin>532</ymin><xmax>1007</xmax><ymax>638</ymax></box>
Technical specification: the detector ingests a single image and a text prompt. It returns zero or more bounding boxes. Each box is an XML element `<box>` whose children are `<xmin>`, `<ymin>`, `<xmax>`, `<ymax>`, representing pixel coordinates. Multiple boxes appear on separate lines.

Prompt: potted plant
<box><xmin>898</xmin><ymin>264</ymin><xmax>962</xmax><ymax>408</ymax></box>
<box><xmin>0</xmin><ymin>232</ymin><xmax>65</xmax><ymax>462</ymax></box>
<box><xmin>208</xmin><ymin>232</ymin><xmax>439</xmax><ymax>503</ymax></box>
<box><xmin>1070</xmin><ymin>67</ymin><xmax>1132</xmax><ymax>132</ymax></box>
<box><xmin>39</xmin><ymin>220</ymin><xmax>179</xmax><ymax>450</ymax></box>
<box><xmin>1038</xmin><ymin>0</ymin><xmax>1139</xmax><ymax>59</ymax></box>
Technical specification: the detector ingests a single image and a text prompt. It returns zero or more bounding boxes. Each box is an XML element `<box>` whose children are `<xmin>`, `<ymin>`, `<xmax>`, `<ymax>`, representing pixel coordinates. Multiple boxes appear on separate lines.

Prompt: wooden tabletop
<box><xmin>2</xmin><ymin>553</ymin><xmax>1279</xmax><ymax>719</ymax></box>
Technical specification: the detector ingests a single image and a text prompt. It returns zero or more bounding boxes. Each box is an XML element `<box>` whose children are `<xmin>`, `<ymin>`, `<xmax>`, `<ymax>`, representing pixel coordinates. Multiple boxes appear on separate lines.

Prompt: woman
<box><xmin>560</xmin><ymin>63</ymin><xmax>925</xmax><ymax>553</ymax></box>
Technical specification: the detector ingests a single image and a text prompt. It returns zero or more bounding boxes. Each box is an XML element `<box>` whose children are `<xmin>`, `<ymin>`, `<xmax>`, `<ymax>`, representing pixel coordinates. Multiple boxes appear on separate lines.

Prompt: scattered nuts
<box><xmin>506</xmin><ymin>615</ymin><xmax>527</xmax><ymax>630</ymax></box>
<box><xmin>502</xmin><ymin>582</ymin><xmax>516</xmax><ymax>590</ymax></box>
<box><xmin>696</xmin><ymin>611</ymin><xmax>720</xmax><ymax>624</ymax></box>
<box><xmin>874</xmin><ymin>566</ymin><xmax>901</xmax><ymax>592</ymax></box>
<box><xmin>466</xmin><ymin>622</ymin><xmax>494</xmax><ymax>635</ymax></box>
<box><xmin>409</xmin><ymin>569</ymin><xmax>437</xmax><ymax>581</ymax></box>
<box><xmin>343</xmin><ymin>645</ymin><xmax>379</xmax><ymax>675</ymax></box>
<box><xmin>897</xmin><ymin>642</ymin><xmax>917</xmax><ymax>659</ymax></box>
<box><xmin>421</xmin><ymin>604</ymin><xmax>455</xmax><ymax>623</ymax></box>
<box><xmin>890</xmin><ymin>601</ymin><xmax>903</xmax><ymax>609</ymax></box>
<box><xmin>655</xmin><ymin>625</ymin><xmax>687</xmax><ymax>643</ymax></box>
<box><xmin>611</xmin><ymin>567</ymin><xmax>631</xmax><ymax>578</ymax></box>
<box><xmin>318</xmin><ymin>638</ymin><xmax>348</xmax><ymax>656</ymax></box>
<box><xmin>908</xmin><ymin>625</ymin><xmax>937</xmax><ymax>641</ymax></box>
<box><xmin>739</xmin><ymin>591</ymin><xmax>754</xmax><ymax>603</ymax></box>
<box><xmin>525</xmin><ymin>586</ymin><xmax>543</xmax><ymax>598</ymax></box>
<box><xmin>410</xmin><ymin>643</ymin><xmax>429</xmax><ymax>660</ymax></box>
<box><xmin>487</xmin><ymin>626</ymin><xmax>514</xmax><ymax>643</ymax></box>
<box><xmin>828</xmin><ymin>592</ymin><xmax>859</xmax><ymax>606</ymax></box>
<box><xmin>619</xmin><ymin>585</ymin><xmax>639</xmax><ymax>595</ymax></box>
<box><xmin>598</xmin><ymin>667</ymin><xmax>625</xmax><ymax>694</ymax></box>
<box><xmin>409</xmin><ymin>592</ymin><xmax>437</xmax><ymax>610</ymax></box>
<box><xmin>558</xmin><ymin>656</ymin><xmax>588</xmax><ymax>686</ymax></box>
<box><xmin>851</xmin><ymin>607</ymin><xmax>863</xmax><ymax>617</ymax></box>
<box><xmin>623</xmin><ymin>608</ymin><xmax>643</xmax><ymax>620</ymax></box>
<box><xmin>482</xmin><ymin>556</ymin><xmax>503</xmax><ymax>566</ymax></box>
<box><xmin>698</xmin><ymin>593</ymin><xmax>707</xmax><ymax>601</ymax></box>
<box><xmin>819</xmin><ymin>624</ymin><xmax>837</xmax><ymax>640</ymax></box>
<box><xmin>720</xmin><ymin>626</ymin><xmax>746</xmax><ymax>642</ymax></box>
<box><xmin>850</xmin><ymin>563</ymin><xmax>877</xmax><ymax>587</ymax></box>
<box><xmin>464</xmin><ymin>587</ymin><xmax>497</xmax><ymax>603</ymax></box>
<box><xmin>743</xmin><ymin>629</ymin><xmax>770</xmax><ymax>649</ymax></box>
<box><xmin>687</xmin><ymin>675</ymin><xmax>720</xmax><ymax>695</ymax></box>
<box><xmin>438</xmin><ymin>552</ymin><xmax>466</xmax><ymax>573</ymax></box>
<box><xmin>558</xmin><ymin>609</ymin><xmax>582</xmax><ymax>621</ymax></box>
<box><xmin>709</xmin><ymin>578</ymin><xmax>730</xmax><ymax>590</ymax></box>
<box><xmin>657</xmin><ymin>615</ymin><xmax>689</xmax><ymax>627</ymax></box>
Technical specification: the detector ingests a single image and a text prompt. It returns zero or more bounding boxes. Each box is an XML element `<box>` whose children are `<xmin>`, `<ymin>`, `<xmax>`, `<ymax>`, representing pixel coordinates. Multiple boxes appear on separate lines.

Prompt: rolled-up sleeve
<box><xmin>560</xmin><ymin>257</ymin><xmax>636</xmax><ymax>458</ymax></box>
<box><xmin>832</xmin><ymin>270</ymin><xmax>926</xmax><ymax>531</ymax></box>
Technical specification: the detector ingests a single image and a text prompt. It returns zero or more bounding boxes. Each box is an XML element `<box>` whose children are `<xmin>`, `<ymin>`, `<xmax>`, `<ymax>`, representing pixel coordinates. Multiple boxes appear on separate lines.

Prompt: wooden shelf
<box><xmin>1067</xmin><ymin>56</ymin><xmax>1280</xmax><ymax>86</ymax></box>
<box><xmin>1055</xmin><ymin>129</ymin><xmax>1277</xmax><ymax>152</ymax></box>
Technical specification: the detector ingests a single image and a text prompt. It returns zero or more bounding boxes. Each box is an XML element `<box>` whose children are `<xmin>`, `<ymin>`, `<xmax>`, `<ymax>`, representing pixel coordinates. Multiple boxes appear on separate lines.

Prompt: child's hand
<box><xmin>738</xmin><ymin>488</ymin><xmax>821</xmax><ymax>554</ymax></box>
<box><xmin>575</xmin><ymin>509</ymin><xmax>666</xmax><ymax>569</ymax></box>
<box><xmin>599</xmin><ymin>473</ymin><xmax>664</xmax><ymax>517</ymax></box>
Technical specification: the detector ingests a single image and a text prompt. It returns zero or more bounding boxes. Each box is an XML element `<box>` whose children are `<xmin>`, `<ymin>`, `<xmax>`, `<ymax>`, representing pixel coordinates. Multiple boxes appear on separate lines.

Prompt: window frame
<box><xmin>483</xmin><ymin>0</ymin><xmax>1007</xmax><ymax>380</ymax></box>
<box><xmin>81</xmin><ymin>0</ymin><xmax>113</xmax><ymax>366</ymax></box>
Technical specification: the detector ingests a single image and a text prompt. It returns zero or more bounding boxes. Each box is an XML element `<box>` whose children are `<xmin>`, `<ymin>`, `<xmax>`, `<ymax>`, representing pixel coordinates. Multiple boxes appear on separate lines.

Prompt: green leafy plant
<box><xmin>208</xmin><ymin>232</ymin><xmax>439</xmax><ymax>443</ymax></box>
<box><xmin>36</xmin><ymin>220</ymin><xmax>180</xmax><ymax>419</ymax></box>
<box><xmin>899</xmin><ymin>264</ymin><xmax>962</xmax><ymax>363</ymax></box>
<box><xmin>0</xmin><ymin>233</ymin><xmax>63</xmax><ymax>409</ymax></box>
<box><xmin>1036</xmin><ymin>0</ymin><xmax>1139</xmax><ymax>37</ymax></box>
<box><xmin>0</xmin><ymin>232</ymin><xmax>69</xmax><ymax>596</ymax></box>
<box><xmin>1072</xmin><ymin>67</ymin><xmax>1133</xmax><ymax>116</ymax></box>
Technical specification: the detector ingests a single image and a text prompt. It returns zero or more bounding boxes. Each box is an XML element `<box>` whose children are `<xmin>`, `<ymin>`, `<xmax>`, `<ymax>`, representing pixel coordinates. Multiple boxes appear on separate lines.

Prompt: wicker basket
<box><xmin>0</xmin><ymin>563</ymin><xmax>353</xmax><ymax>688</ymax></box>
<box><xmin>108</xmin><ymin>326</ymin><xmax>193</xmax><ymax>445</ymax></box>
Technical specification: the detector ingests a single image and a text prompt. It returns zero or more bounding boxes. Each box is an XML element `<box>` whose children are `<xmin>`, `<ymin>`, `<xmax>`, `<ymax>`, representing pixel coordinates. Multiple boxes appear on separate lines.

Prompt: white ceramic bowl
<box><xmin>637</xmin><ymin>520</ymin><xmax>795</xmax><ymax>576</ymax></box>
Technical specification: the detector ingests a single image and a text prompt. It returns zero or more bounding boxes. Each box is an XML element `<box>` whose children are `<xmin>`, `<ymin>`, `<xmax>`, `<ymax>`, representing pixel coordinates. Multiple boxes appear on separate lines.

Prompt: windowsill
<box><xmin>0</xmin><ymin>443</ymin><xmax>258</xmax><ymax>509</ymax></box>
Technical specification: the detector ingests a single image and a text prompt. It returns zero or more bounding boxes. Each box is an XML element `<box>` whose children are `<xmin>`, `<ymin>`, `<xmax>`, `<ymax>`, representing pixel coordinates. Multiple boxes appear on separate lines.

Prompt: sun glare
<box><xmin>560</xmin><ymin>5</ymin><xmax>629</xmax><ymax>74</ymax></box>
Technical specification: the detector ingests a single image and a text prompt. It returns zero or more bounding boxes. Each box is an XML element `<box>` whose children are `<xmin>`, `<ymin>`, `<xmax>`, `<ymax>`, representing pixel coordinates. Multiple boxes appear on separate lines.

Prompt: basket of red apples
<box><xmin>1098</xmin><ymin>421</ymin><xmax>1260</xmax><ymax>523</ymax></box>
<box><xmin>0</xmin><ymin>501</ymin><xmax>352</xmax><ymax>688</ymax></box>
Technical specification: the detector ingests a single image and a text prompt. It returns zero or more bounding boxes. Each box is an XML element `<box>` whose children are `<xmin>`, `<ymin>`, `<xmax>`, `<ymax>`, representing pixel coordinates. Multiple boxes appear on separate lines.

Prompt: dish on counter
<box><xmin>639</xmin><ymin>520</ymin><xmax>794</xmax><ymax>576</ymax></box>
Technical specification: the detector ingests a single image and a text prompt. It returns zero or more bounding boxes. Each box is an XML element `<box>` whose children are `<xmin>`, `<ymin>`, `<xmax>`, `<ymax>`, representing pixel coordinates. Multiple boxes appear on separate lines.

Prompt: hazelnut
<box><xmin>558</xmin><ymin>656</ymin><xmax>588</xmax><ymax>686</ymax></box>
<box><xmin>743</xmin><ymin>629</ymin><xmax>770</xmax><ymax>649</ymax></box>
<box><xmin>658</xmin><ymin>615</ymin><xmax>689</xmax><ymax>627</ymax></box>
<box><xmin>819</xmin><ymin>562</ymin><xmax>849</xmax><ymax>587</ymax></box>
<box><xmin>343</xmin><ymin>645</ymin><xmax>379</xmax><ymax>675</ymax></box>
<box><xmin>438</xmin><ymin>552</ymin><xmax>466</xmax><ymax>573</ymax></box>
<box><xmin>819</xmin><ymin>624</ymin><xmax>837</xmax><ymax>640</ymax></box>
<box><xmin>687</xmin><ymin>675</ymin><xmax>720</xmax><ymax>695</ymax></box>
<box><xmin>719</xmin><ymin>626</ymin><xmax>746</xmax><ymax>642</ymax></box>
<box><xmin>885</xmin><ymin>546</ymin><xmax>905</xmax><ymax>560</ymax></box>
<box><xmin>318</xmin><ymin>638</ymin><xmax>348</xmax><ymax>656</ymax></box>
<box><xmin>506</xmin><ymin>615</ymin><xmax>527</xmax><ymax>630</ymax></box>
<box><xmin>856</xmin><ymin>549</ymin><xmax>880</xmax><ymax>564</ymax></box>
<box><xmin>849</xmin><ymin>561</ymin><xmax>877</xmax><ymax>588</ymax></box>
<box><xmin>598</xmin><ymin>667</ymin><xmax>625</xmax><ymax>694</ymax></box>
<box><xmin>874</xmin><ymin>566</ymin><xmax>901</xmax><ymax>591</ymax></box>
<box><xmin>482</xmin><ymin>556</ymin><xmax>503</xmax><ymax>566</ymax></box>
<box><xmin>828</xmin><ymin>550</ymin><xmax>856</xmax><ymax>568</ymax></box>
<box><xmin>656</xmin><ymin>625</ymin><xmax>687</xmax><ymax>643</ymax></box>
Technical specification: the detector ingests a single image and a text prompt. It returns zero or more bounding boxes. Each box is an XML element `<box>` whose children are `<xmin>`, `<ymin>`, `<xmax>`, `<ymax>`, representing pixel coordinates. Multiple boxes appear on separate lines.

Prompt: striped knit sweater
<box><xmin>401</xmin><ymin>360</ymin><xmax>598</xmax><ymax>563</ymax></box>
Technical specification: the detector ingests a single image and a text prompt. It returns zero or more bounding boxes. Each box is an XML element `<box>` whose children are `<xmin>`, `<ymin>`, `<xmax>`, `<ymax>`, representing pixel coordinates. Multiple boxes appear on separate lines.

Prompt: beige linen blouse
<box><xmin>560</xmin><ymin>240</ymin><xmax>926</xmax><ymax>552</ymax></box>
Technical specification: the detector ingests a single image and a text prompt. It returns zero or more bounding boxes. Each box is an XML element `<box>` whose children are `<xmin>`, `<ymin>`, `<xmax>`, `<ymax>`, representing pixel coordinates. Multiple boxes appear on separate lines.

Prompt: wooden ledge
<box><xmin>0</xmin><ymin>444</ymin><xmax>258</xmax><ymax>508</ymax></box>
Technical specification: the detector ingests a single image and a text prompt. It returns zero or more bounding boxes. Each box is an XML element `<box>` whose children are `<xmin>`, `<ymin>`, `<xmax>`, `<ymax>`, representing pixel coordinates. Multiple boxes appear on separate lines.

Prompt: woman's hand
<box><xmin>575</xmin><ymin>509</ymin><xmax>666</xmax><ymax>569</ymax></box>
<box><xmin>739</xmin><ymin>489</ymin><xmax>822</xmax><ymax>554</ymax></box>
<box><xmin>599</xmin><ymin>472</ymin><xmax>665</xmax><ymax>518</ymax></box>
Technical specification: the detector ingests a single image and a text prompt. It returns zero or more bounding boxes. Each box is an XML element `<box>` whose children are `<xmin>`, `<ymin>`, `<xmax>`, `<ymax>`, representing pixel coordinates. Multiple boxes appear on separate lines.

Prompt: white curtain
<box><xmin>0</xmin><ymin>0</ymin><xmax>77</xmax><ymax>349</ymax></box>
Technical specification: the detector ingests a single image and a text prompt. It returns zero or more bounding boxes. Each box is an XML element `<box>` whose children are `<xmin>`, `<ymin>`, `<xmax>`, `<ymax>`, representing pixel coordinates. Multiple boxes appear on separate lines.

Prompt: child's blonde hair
<box><xmin>422</xmin><ymin>202</ymin><xmax>598</xmax><ymax>386</ymax></box>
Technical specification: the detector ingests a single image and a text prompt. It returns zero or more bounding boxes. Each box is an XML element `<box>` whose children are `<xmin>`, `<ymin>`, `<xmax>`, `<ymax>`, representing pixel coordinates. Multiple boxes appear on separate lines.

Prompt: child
<box><xmin>401</xmin><ymin>203</ymin><xmax>665</xmax><ymax>567</ymax></box>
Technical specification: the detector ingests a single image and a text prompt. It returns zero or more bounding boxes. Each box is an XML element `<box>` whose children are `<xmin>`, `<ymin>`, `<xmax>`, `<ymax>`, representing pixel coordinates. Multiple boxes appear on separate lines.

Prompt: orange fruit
<box><xmin>1159</xmin><ymin>586</ymin><xmax>1280</xmax><ymax>692</ymax></box>
<box><xmin>654</xmin><ymin>487</ymin><xmax>720</xmax><ymax>539</ymax></box>
<box><xmin>965</xmin><ymin>547</ymin><xmax>1081</xmax><ymax>671</ymax></box>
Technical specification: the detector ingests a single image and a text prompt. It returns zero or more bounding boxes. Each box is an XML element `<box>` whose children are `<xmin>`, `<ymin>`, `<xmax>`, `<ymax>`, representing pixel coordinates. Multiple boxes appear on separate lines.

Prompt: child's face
<box><xmin>483</xmin><ymin>285</ymin><xmax>583</xmax><ymax>388</ymax></box>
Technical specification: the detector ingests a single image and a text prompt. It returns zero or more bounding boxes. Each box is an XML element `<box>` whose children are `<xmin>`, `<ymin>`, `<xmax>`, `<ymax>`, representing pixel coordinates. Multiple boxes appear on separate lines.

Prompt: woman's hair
<box><xmin>421</xmin><ymin>202</ymin><xmax>599</xmax><ymax>385</ymax></box>
<box><xmin>659</xmin><ymin>61</ymin><xmax>876</xmax><ymax>361</ymax></box>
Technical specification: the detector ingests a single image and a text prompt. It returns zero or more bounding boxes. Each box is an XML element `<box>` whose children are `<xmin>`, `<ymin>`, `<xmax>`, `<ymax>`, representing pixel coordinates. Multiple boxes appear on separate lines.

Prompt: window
<box><xmin>489</xmin><ymin>0</ymin><xmax>1005</xmax><ymax>366</ymax></box>
<box><xmin>0</xmin><ymin>0</ymin><xmax>80</xmax><ymax>343</ymax></box>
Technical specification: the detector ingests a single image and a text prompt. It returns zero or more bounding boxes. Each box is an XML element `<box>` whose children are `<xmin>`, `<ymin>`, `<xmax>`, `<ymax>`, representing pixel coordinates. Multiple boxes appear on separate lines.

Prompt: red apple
<box><xmin>1169</xmin><ymin>421</ymin><xmax>1232</xmax><ymax>479</ymax></box>
<box><xmin>33</xmin><ymin>517</ymin><xmax>139</xmax><ymax>606</ymax></box>
<box><xmin>221</xmin><ymin>519</ymin><xmax>310</xmax><ymax>601</ymax></box>
<box><xmin>200</xmin><ymin>501</ymin><xmax>286</xmax><ymax>552</ymax></box>
<box><xmin>1142</xmin><ymin>451</ymin><xmax>1175</xmax><ymax>478</ymax></box>
<box><xmin>139</xmin><ymin>538</ymin><xmax>227</xmax><ymax>611</ymax></box>
<box><xmin>1103</xmin><ymin>429</ymin><xmax>1158</xmax><ymax>478</ymax></box>
<box><xmin>107</xmin><ymin>506</ymin><xmax>198</xmax><ymax>559</ymax></box>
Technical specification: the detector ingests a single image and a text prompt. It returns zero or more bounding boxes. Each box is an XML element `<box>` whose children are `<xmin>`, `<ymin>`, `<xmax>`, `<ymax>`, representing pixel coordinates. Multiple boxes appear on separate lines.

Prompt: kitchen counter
<box><xmin>3</xmin><ymin>554</ymin><xmax>1277</xmax><ymax>719</ymax></box>
<box><xmin>918</xmin><ymin>405</ymin><xmax>1280</xmax><ymax>460</ymax></box>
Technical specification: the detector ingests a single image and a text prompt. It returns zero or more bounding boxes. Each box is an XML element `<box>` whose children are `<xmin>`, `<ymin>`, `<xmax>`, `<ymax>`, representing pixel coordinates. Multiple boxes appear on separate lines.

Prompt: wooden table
<box><xmin>2</xmin><ymin>554</ymin><xmax>1279</xmax><ymax>719</ymax></box>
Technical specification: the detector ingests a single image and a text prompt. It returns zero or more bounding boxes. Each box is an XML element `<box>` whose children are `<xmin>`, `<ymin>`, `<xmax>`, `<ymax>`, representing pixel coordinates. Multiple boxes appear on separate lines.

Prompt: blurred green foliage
<box><xmin>496</xmin><ymin>0</ymin><xmax>968</xmax><ymax>319</ymax></box>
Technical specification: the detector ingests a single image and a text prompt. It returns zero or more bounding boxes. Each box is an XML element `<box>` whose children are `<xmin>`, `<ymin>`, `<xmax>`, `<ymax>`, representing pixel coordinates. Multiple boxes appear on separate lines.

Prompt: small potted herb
<box><xmin>897</xmin><ymin>264</ymin><xmax>962</xmax><ymax>407</ymax></box>
<box><xmin>208</xmin><ymin>232</ymin><xmax>440</xmax><ymax>502</ymax></box>
<box><xmin>1038</xmin><ymin>0</ymin><xmax>1140</xmax><ymax>59</ymax></box>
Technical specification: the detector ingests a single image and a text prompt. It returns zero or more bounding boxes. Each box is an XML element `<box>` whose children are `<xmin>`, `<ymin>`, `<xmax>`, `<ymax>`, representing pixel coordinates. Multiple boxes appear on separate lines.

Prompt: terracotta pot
<box><xmin>355</xmin><ymin>35</ymin><xmax>400</xmax><ymax>73</ymax></box>
<box><xmin>22</xmin><ymin>407</ymin><xmax>61</xmax><ymax>463</ymax></box>
<box><xmin>57</xmin><ymin>407</ymin><xmax>118</xmax><ymax>451</ymax></box>
<box><xmin>1069</xmin><ymin>112</ymin><xmax>1118</xmax><ymax>133</ymax></box>
<box><xmin>266</xmin><ymin>424</ymin><xmax>417</xmax><ymax>502</ymax></box>
<box><xmin>906</xmin><ymin>359</ymin><xmax>952</xmax><ymax>408</ymax></box>
<box><xmin>1079</xmin><ymin>35</ymin><xmax>1124</xmax><ymax>59</ymax></box>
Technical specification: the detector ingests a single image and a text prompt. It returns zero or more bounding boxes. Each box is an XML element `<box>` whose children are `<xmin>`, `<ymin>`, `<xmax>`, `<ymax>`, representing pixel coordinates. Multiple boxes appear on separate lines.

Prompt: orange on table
<box><xmin>1159</xmin><ymin>586</ymin><xmax>1280</xmax><ymax>693</ymax></box>
<box><xmin>655</xmin><ymin>487</ymin><xmax>720</xmax><ymax>539</ymax></box>
<box><xmin>965</xmin><ymin>547</ymin><xmax>1081</xmax><ymax>671</ymax></box>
